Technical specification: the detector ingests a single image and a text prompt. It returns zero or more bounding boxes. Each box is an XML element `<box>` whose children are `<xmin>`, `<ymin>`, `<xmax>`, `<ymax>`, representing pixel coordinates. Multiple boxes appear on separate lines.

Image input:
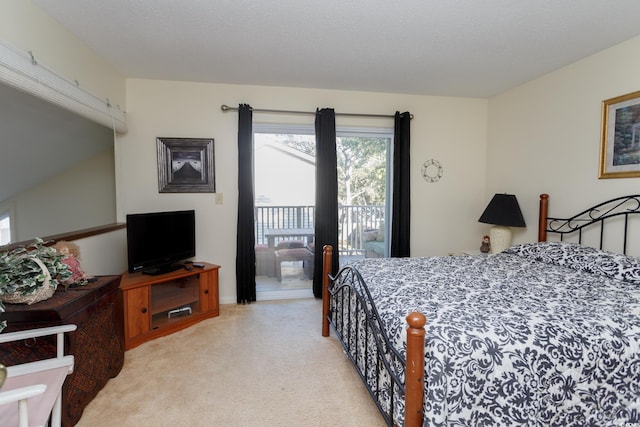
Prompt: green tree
<box><xmin>279</xmin><ymin>135</ymin><xmax>388</xmax><ymax>206</ymax></box>
<box><xmin>336</xmin><ymin>137</ymin><xmax>387</xmax><ymax>206</ymax></box>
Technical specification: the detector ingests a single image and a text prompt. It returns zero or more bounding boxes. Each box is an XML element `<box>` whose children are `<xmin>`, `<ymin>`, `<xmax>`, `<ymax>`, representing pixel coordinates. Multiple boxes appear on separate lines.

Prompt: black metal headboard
<box><xmin>538</xmin><ymin>194</ymin><xmax>640</xmax><ymax>255</ymax></box>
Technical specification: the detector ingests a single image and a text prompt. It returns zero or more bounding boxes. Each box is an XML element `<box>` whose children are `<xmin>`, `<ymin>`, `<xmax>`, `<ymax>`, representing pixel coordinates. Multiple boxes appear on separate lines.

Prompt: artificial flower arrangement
<box><xmin>0</xmin><ymin>238</ymin><xmax>79</xmax><ymax>306</ymax></box>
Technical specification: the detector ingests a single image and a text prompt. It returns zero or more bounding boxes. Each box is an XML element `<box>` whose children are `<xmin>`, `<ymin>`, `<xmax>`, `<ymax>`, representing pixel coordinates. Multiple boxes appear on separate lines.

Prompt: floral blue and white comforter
<box><xmin>346</xmin><ymin>242</ymin><xmax>640</xmax><ymax>426</ymax></box>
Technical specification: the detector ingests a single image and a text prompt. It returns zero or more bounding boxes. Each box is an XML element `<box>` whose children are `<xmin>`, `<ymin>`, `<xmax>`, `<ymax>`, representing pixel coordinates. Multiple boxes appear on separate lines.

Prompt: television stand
<box><xmin>119</xmin><ymin>262</ymin><xmax>220</xmax><ymax>350</ymax></box>
<box><xmin>142</xmin><ymin>263</ymin><xmax>184</xmax><ymax>276</ymax></box>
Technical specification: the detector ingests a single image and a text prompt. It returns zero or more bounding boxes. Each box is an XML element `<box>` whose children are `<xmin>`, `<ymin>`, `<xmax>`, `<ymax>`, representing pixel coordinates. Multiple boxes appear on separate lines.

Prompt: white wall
<box><xmin>10</xmin><ymin>149</ymin><xmax>116</xmax><ymax>242</ymax></box>
<box><xmin>73</xmin><ymin>228</ymin><xmax>127</xmax><ymax>277</ymax></box>
<box><xmin>0</xmin><ymin>0</ymin><xmax>125</xmax><ymax>108</ymax></box>
<box><xmin>488</xmin><ymin>35</ymin><xmax>640</xmax><ymax>245</ymax></box>
<box><xmin>119</xmin><ymin>79</ymin><xmax>488</xmax><ymax>303</ymax></box>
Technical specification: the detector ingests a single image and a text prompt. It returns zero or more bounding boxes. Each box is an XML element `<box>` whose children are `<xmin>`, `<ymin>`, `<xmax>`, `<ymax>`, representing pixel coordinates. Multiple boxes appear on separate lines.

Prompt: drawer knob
<box><xmin>204</xmin><ymin>289</ymin><xmax>209</xmax><ymax>294</ymax></box>
<box><xmin>141</xmin><ymin>307</ymin><xmax>147</xmax><ymax>314</ymax></box>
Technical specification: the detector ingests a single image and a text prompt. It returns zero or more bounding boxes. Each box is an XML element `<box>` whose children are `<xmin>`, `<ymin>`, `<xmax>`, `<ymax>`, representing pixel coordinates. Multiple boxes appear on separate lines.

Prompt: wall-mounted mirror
<box><xmin>0</xmin><ymin>82</ymin><xmax>117</xmax><ymax>244</ymax></box>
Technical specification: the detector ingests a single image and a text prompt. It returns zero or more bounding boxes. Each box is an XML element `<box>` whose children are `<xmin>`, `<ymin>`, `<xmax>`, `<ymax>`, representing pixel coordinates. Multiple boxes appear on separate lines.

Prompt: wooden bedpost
<box><xmin>538</xmin><ymin>193</ymin><xmax>549</xmax><ymax>242</ymax></box>
<box><xmin>405</xmin><ymin>312</ymin><xmax>426</xmax><ymax>427</ymax></box>
<box><xmin>322</xmin><ymin>245</ymin><xmax>333</xmax><ymax>337</ymax></box>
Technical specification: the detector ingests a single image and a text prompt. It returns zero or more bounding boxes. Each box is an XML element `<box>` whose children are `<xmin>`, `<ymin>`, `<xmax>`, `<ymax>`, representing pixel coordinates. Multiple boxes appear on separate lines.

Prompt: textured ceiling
<box><xmin>32</xmin><ymin>0</ymin><xmax>640</xmax><ymax>98</ymax></box>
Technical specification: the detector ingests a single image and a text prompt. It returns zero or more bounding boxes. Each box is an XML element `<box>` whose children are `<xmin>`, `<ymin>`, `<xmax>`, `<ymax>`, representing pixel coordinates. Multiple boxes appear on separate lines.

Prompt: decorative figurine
<box><xmin>480</xmin><ymin>235</ymin><xmax>491</xmax><ymax>253</ymax></box>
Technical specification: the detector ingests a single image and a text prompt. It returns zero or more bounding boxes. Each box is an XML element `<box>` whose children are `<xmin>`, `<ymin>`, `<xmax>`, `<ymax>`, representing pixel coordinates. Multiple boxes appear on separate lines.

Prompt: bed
<box><xmin>321</xmin><ymin>194</ymin><xmax>640</xmax><ymax>426</ymax></box>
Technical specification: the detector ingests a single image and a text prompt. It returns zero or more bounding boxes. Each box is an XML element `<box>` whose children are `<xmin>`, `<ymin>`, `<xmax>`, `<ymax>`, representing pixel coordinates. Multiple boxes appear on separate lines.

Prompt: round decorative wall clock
<box><xmin>421</xmin><ymin>158</ymin><xmax>443</xmax><ymax>183</ymax></box>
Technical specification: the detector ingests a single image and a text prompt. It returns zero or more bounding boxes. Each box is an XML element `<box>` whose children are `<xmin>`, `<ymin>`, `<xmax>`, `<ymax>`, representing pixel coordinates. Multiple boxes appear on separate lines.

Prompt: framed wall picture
<box><xmin>600</xmin><ymin>90</ymin><xmax>640</xmax><ymax>179</ymax></box>
<box><xmin>157</xmin><ymin>137</ymin><xmax>216</xmax><ymax>192</ymax></box>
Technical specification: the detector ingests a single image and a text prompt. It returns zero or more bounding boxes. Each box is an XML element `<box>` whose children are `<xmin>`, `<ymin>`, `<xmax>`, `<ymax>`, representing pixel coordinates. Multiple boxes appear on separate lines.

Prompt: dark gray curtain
<box><xmin>390</xmin><ymin>111</ymin><xmax>411</xmax><ymax>257</ymax></box>
<box><xmin>235</xmin><ymin>104</ymin><xmax>256</xmax><ymax>303</ymax></box>
<box><xmin>312</xmin><ymin>108</ymin><xmax>339</xmax><ymax>297</ymax></box>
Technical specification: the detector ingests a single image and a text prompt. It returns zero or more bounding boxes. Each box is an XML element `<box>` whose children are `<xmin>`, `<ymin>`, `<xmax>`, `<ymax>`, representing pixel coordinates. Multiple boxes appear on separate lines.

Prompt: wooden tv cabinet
<box><xmin>119</xmin><ymin>262</ymin><xmax>220</xmax><ymax>350</ymax></box>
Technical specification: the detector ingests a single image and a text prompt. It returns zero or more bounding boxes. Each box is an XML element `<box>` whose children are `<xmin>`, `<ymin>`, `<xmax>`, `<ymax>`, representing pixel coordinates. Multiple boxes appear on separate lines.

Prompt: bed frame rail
<box><xmin>321</xmin><ymin>245</ymin><xmax>425</xmax><ymax>427</ymax></box>
<box><xmin>538</xmin><ymin>193</ymin><xmax>640</xmax><ymax>254</ymax></box>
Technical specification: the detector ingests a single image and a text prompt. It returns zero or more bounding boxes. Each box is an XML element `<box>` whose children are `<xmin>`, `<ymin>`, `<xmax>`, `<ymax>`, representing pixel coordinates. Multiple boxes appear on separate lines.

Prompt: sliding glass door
<box><xmin>252</xmin><ymin>124</ymin><xmax>392</xmax><ymax>300</ymax></box>
<box><xmin>336</xmin><ymin>128</ymin><xmax>392</xmax><ymax>262</ymax></box>
<box><xmin>253</xmin><ymin>125</ymin><xmax>316</xmax><ymax>300</ymax></box>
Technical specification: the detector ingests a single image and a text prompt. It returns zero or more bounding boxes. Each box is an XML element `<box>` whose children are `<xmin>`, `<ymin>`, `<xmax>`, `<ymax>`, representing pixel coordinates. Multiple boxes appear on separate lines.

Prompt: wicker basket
<box><xmin>0</xmin><ymin>257</ymin><xmax>55</xmax><ymax>305</ymax></box>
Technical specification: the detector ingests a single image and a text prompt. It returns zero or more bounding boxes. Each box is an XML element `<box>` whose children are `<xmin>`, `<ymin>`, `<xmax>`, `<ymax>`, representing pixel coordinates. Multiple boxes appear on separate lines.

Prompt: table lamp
<box><xmin>478</xmin><ymin>193</ymin><xmax>526</xmax><ymax>253</ymax></box>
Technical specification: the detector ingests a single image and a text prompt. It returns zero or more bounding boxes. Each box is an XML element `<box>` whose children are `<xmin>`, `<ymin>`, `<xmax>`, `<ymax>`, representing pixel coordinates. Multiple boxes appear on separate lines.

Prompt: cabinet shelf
<box><xmin>150</xmin><ymin>279</ymin><xmax>199</xmax><ymax>315</ymax></box>
<box><xmin>119</xmin><ymin>262</ymin><xmax>220</xmax><ymax>350</ymax></box>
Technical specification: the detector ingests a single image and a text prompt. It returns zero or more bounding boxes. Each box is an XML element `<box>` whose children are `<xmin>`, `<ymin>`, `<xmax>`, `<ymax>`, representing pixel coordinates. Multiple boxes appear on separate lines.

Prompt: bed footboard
<box><xmin>321</xmin><ymin>245</ymin><xmax>426</xmax><ymax>427</ymax></box>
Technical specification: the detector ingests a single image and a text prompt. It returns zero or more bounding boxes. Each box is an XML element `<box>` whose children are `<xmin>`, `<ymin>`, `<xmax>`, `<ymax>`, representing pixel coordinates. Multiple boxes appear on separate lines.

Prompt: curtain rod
<box><xmin>220</xmin><ymin>104</ymin><xmax>413</xmax><ymax>120</ymax></box>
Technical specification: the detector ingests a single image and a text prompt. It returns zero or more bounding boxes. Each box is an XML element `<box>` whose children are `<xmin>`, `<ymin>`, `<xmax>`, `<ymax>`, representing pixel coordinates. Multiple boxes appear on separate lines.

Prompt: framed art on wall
<box><xmin>157</xmin><ymin>137</ymin><xmax>216</xmax><ymax>192</ymax></box>
<box><xmin>600</xmin><ymin>90</ymin><xmax>640</xmax><ymax>179</ymax></box>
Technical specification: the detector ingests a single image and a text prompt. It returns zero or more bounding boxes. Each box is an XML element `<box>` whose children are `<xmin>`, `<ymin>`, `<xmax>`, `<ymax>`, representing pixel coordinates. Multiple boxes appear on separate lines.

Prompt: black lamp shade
<box><xmin>478</xmin><ymin>194</ymin><xmax>526</xmax><ymax>227</ymax></box>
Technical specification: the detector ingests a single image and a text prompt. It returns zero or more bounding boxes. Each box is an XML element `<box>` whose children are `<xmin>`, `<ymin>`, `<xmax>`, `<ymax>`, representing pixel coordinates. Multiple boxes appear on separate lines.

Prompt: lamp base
<box><xmin>489</xmin><ymin>226</ymin><xmax>512</xmax><ymax>254</ymax></box>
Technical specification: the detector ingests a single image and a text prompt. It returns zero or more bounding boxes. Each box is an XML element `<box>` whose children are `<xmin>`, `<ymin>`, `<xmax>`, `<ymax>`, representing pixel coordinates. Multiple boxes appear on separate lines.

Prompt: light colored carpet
<box><xmin>76</xmin><ymin>299</ymin><xmax>385</xmax><ymax>426</ymax></box>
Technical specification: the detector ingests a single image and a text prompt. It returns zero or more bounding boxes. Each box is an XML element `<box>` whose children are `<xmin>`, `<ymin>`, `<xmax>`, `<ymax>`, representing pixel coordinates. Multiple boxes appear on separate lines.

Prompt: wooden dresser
<box><xmin>0</xmin><ymin>275</ymin><xmax>124</xmax><ymax>427</ymax></box>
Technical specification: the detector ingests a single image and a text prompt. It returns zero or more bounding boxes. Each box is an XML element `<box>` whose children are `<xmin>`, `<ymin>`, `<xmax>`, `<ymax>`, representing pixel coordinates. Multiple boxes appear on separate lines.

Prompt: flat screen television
<box><xmin>126</xmin><ymin>209</ymin><xmax>196</xmax><ymax>275</ymax></box>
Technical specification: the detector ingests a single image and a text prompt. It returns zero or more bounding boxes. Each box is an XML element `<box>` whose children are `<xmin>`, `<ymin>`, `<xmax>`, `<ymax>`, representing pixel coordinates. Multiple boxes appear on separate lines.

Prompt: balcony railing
<box><xmin>255</xmin><ymin>205</ymin><xmax>384</xmax><ymax>256</ymax></box>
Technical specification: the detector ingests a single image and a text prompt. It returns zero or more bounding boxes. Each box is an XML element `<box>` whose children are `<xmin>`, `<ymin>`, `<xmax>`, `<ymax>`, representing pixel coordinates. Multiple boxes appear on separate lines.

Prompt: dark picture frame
<box><xmin>600</xmin><ymin>90</ymin><xmax>640</xmax><ymax>179</ymax></box>
<box><xmin>157</xmin><ymin>137</ymin><xmax>215</xmax><ymax>192</ymax></box>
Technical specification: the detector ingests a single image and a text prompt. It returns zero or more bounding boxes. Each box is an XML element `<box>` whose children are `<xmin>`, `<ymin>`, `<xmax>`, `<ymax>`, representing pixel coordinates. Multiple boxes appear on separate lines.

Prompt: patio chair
<box><xmin>274</xmin><ymin>240</ymin><xmax>314</xmax><ymax>281</ymax></box>
<box><xmin>0</xmin><ymin>324</ymin><xmax>77</xmax><ymax>427</ymax></box>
